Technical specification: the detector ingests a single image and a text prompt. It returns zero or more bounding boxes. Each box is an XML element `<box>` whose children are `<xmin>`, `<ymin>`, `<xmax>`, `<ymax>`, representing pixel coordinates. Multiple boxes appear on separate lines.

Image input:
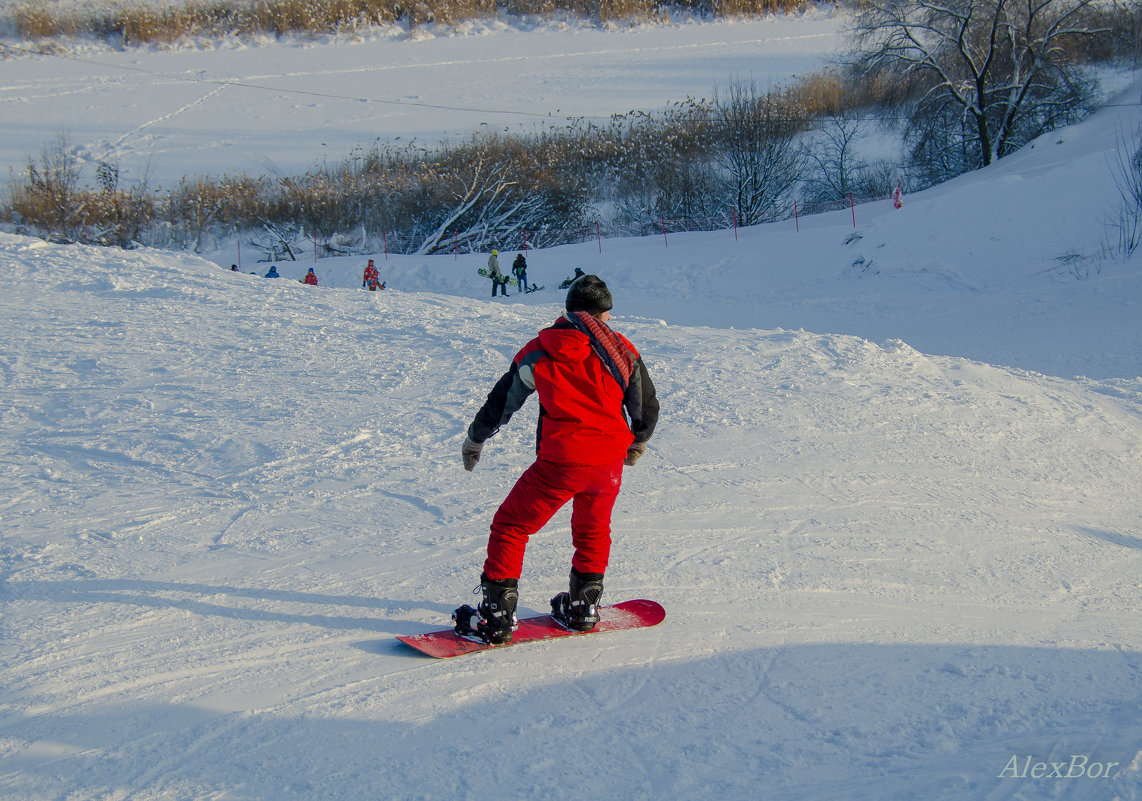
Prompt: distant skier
<box><xmin>264</xmin><ymin>265</ymin><xmax>280</xmax><ymax>278</ymax></box>
<box><xmin>455</xmin><ymin>274</ymin><xmax>659</xmax><ymax>645</ymax></box>
<box><xmin>363</xmin><ymin>259</ymin><xmax>384</xmax><ymax>291</ymax></box>
<box><xmin>304</xmin><ymin>268</ymin><xmax>318</xmax><ymax>286</ymax></box>
<box><xmin>512</xmin><ymin>253</ymin><xmax>529</xmax><ymax>293</ymax></box>
<box><xmin>488</xmin><ymin>250</ymin><xmax>509</xmax><ymax>297</ymax></box>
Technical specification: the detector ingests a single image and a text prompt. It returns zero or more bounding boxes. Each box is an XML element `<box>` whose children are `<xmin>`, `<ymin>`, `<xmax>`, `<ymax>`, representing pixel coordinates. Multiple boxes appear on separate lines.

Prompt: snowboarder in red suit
<box><xmin>303</xmin><ymin>268</ymin><xmax>318</xmax><ymax>286</ymax></box>
<box><xmin>455</xmin><ymin>274</ymin><xmax>659</xmax><ymax>644</ymax></box>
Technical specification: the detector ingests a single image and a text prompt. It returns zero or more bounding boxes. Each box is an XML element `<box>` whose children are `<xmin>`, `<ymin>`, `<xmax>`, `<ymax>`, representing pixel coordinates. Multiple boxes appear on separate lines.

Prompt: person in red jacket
<box><xmin>454</xmin><ymin>274</ymin><xmax>659</xmax><ymax>644</ymax></box>
<box><xmin>362</xmin><ymin>259</ymin><xmax>382</xmax><ymax>290</ymax></box>
<box><xmin>303</xmin><ymin>267</ymin><xmax>318</xmax><ymax>286</ymax></box>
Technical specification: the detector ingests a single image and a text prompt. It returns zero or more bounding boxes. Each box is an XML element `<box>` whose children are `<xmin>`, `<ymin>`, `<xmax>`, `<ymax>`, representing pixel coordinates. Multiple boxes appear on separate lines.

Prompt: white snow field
<box><xmin>3</xmin><ymin>12</ymin><xmax>1142</xmax><ymax>801</ymax></box>
<box><xmin>0</xmin><ymin>11</ymin><xmax>846</xmax><ymax>185</ymax></box>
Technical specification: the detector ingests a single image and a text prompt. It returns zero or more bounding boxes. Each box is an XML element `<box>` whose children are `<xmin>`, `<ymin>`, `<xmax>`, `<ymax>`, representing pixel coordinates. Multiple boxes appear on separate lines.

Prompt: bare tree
<box><xmin>1109</xmin><ymin>123</ymin><xmax>1142</xmax><ymax>258</ymax></box>
<box><xmin>18</xmin><ymin>133</ymin><xmax>84</xmax><ymax>238</ymax></box>
<box><xmin>1131</xmin><ymin>0</ymin><xmax>1142</xmax><ymax>65</ymax></box>
<box><xmin>802</xmin><ymin>114</ymin><xmax>869</xmax><ymax>204</ymax></box>
<box><xmin>711</xmin><ymin>78</ymin><xmax>806</xmax><ymax>225</ymax></box>
<box><xmin>253</xmin><ymin>220</ymin><xmax>302</xmax><ymax>262</ymax></box>
<box><xmin>93</xmin><ymin>159</ymin><xmax>155</xmax><ymax>248</ymax></box>
<box><xmin>415</xmin><ymin>150</ymin><xmax>520</xmax><ymax>254</ymax></box>
<box><xmin>164</xmin><ymin>177</ymin><xmax>230</xmax><ymax>253</ymax></box>
<box><xmin>613</xmin><ymin>156</ymin><xmax>722</xmax><ymax>227</ymax></box>
<box><xmin>850</xmin><ymin>0</ymin><xmax>1104</xmax><ymax>179</ymax></box>
<box><xmin>415</xmin><ymin>136</ymin><xmax>583</xmax><ymax>255</ymax></box>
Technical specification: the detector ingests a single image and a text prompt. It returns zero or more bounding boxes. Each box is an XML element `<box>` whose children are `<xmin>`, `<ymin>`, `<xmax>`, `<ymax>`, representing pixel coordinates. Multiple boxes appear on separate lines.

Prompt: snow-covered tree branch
<box><xmin>850</xmin><ymin>0</ymin><xmax>1103</xmax><ymax>181</ymax></box>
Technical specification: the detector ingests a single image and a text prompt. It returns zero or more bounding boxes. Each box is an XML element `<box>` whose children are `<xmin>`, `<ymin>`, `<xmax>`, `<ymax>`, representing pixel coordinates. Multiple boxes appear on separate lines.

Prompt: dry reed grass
<box><xmin>9</xmin><ymin>0</ymin><xmax>824</xmax><ymax>42</ymax></box>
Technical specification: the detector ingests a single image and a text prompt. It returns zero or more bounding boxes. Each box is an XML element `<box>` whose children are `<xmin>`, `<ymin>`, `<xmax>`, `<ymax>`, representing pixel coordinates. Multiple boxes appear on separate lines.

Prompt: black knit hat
<box><xmin>565</xmin><ymin>274</ymin><xmax>613</xmax><ymax>316</ymax></box>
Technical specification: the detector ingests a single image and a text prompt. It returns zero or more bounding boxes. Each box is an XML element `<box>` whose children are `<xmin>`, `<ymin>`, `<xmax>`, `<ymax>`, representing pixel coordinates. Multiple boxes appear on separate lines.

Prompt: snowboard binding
<box><xmin>453</xmin><ymin>574</ymin><xmax>519</xmax><ymax>644</ymax></box>
<box><xmin>550</xmin><ymin>569</ymin><xmax>603</xmax><ymax>632</ymax></box>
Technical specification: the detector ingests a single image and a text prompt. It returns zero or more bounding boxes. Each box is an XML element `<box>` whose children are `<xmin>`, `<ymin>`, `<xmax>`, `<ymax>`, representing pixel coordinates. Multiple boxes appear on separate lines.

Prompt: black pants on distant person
<box><xmin>493</xmin><ymin>278</ymin><xmax>509</xmax><ymax>297</ymax></box>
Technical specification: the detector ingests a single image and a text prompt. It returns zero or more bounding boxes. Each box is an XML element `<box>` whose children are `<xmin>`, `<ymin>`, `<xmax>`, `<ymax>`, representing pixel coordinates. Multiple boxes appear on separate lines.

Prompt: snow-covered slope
<box><xmin>3</xmin><ymin>14</ymin><xmax>1142</xmax><ymax>801</ymax></box>
<box><xmin>207</xmin><ymin>76</ymin><xmax>1142</xmax><ymax>382</ymax></box>
<box><xmin>3</xmin><ymin>93</ymin><xmax>1142</xmax><ymax>800</ymax></box>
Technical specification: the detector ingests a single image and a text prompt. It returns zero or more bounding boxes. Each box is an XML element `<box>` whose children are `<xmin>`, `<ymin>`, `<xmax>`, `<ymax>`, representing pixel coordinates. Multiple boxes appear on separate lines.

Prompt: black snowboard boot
<box><xmin>551</xmin><ymin>569</ymin><xmax>603</xmax><ymax>632</ymax></box>
<box><xmin>453</xmin><ymin>574</ymin><xmax>519</xmax><ymax>644</ymax></box>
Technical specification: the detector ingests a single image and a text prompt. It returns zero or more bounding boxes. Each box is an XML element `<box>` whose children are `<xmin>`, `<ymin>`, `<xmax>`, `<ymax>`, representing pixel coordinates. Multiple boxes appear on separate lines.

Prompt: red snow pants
<box><xmin>483</xmin><ymin>458</ymin><xmax>624</xmax><ymax>581</ymax></box>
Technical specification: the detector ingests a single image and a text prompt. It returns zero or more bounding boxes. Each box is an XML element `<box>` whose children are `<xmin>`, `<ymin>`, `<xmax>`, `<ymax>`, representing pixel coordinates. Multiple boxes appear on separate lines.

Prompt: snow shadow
<box><xmin>1073</xmin><ymin>526</ymin><xmax>1142</xmax><ymax>552</ymax></box>
<box><xmin>1</xmin><ymin>577</ymin><xmax>454</xmax><ymax>635</ymax></box>
<box><xmin>3</xmin><ymin>642</ymin><xmax>1140</xmax><ymax>801</ymax></box>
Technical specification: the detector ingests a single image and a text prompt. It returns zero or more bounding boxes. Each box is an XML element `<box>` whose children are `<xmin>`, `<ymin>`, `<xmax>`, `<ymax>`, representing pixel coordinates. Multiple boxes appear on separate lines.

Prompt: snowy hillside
<box><xmin>203</xmin><ymin>71</ymin><xmax>1142</xmax><ymax>382</ymax></box>
<box><xmin>4</xmin><ymin>12</ymin><xmax>1142</xmax><ymax>801</ymax></box>
<box><xmin>4</xmin><ymin>91</ymin><xmax>1142</xmax><ymax>799</ymax></box>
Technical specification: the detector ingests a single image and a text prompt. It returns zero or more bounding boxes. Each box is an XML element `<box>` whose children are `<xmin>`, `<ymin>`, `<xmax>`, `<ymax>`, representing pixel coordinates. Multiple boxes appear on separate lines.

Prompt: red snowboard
<box><xmin>397</xmin><ymin>599</ymin><xmax>665</xmax><ymax>658</ymax></box>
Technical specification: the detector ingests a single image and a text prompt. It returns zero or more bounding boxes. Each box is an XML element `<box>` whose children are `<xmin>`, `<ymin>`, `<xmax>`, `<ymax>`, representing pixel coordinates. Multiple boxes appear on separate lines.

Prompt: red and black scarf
<box><xmin>566</xmin><ymin>311</ymin><xmax>635</xmax><ymax>391</ymax></box>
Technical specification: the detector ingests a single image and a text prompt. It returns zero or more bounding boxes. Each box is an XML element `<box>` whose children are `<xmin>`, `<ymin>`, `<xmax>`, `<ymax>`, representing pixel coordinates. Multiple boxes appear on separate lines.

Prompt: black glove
<box><xmin>462</xmin><ymin>437</ymin><xmax>484</xmax><ymax>471</ymax></box>
<box><xmin>624</xmin><ymin>441</ymin><xmax>647</xmax><ymax>466</ymax></box>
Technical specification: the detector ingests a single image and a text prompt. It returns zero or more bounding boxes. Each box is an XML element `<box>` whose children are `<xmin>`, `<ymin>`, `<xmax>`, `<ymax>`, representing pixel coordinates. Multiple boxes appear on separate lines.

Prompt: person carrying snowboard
<box><xmin>488</xmin><ymin>250</ymin><xmax>509</xmax><ymax>297</ymax></box>
<box><xmin>512</xmin><ymin>253</ymin><xmax>529</xmax><ymax>292</ymax></box>
<box><xmin>455</xmin><ymin>274</ymin><xmax>659</xmax><ymax>644</ymax></box>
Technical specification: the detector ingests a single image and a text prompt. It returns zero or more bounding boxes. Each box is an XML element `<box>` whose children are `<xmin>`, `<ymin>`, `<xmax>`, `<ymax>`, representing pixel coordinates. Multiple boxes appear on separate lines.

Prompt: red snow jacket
<box><xmin>468</xmin><ymin>314</ymin><xmax>658</xmax><ymax>464</ymax></box>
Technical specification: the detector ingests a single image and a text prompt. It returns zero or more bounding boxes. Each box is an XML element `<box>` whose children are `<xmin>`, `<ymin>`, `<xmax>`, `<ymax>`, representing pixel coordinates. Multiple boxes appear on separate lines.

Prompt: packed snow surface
<box><xmin>3</xmin><ymin>14</ymin><xmax>1142</xmax><ymax>801</ymax></box>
